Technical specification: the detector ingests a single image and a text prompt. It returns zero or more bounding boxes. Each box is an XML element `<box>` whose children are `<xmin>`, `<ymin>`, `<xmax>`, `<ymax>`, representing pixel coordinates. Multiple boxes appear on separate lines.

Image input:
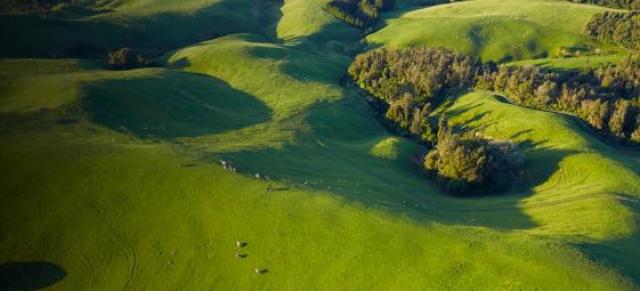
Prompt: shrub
<box><xmin>424</xmin><ymin>115</ymin><xmax>524</xmax><ymax>195</ymax></box>
<box><xmin>107</xmin><ymin>48</ymin><xmax>149</xmax><ymax>70</ymax></box>
<box><xmin>323</xmin><ymin>0</ymin><xmax>397</xmax><ymax>29</ymax></box>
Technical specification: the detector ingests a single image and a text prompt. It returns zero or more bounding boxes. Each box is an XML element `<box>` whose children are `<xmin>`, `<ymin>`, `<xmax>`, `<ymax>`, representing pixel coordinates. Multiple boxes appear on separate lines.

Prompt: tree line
<box><xmin>324</xmin><ymin>0</ymin><xmax>395</xmax><ymax>28</ymax></box>
<box><xmin>348</xmin><ymin>47</ymin><xmax>481</xmax><ymax>103</ymax></box>
<box><xmin>584</xmin><ymin>11</ymin><xmax>640</xmax><ymax>50</ymax></box>
<box><xmin>349</xmin><ymin>47</ymin><xmax>484</xmax><ymax>144</ymax></box>
<box><xmin>567</xmin><ymin>0</ymin><xmax>640</xmax><ymax>9</ymax></box>
<box><xmin>350</xmin><ymin>47</ymin><xmax>640</xmax><ymax>145</ymax></box>
<box><xmin>476</xmin><ymin>56</ymin><xmax>640</xmax><ymax>143</ymax></box>
<box><xmin>323</xmin><ymin>0</ymin><xmax>453</xmax><ymax>29</ymax></box>
<box><xmin>349</xmin><ymin>47</ymin><xmax>640</xmax><ymax>193</ymax></box>
<box><xmin>1</xmin><ymin>0</ymin><xmax>77</xmax><ymax>17</ymax></box>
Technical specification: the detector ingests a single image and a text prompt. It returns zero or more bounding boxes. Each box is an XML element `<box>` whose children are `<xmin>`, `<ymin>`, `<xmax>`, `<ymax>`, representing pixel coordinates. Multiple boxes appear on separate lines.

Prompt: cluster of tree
<box><xmin>106</xmin><ymin>48</ymin><xmax>152</xmax><ymax>70</ymax></box>
<box><xmin>350</xmin><ymin>47</ymin><xmax>640</xmax><ymax>144</ymax></box>
<box><xmin>476</xmin><ymin>56</ymin><xmax>640</xmax><ymax>142</ymax></box>
<box><xmin>409</xmin><ymin>0</ymin><xmax>458</xmax><ymax>6</ymax></box>
<box><xmin>324</xmin><ymin>0</ymin><xmax>395</xmax><ymax>28</ymax></box>
<box><xmin>349</xmin><ymin>47</ymin><xmax>482</xmax><ymax>103</ymax></box>
<box><xmin>424</xmin><ymin>115</ymin><xmax>524</xmax><ymax>194</ymax></box>
<box><xmin>584</xmin><ymin>11</ymin><xmax>640</xmax><ymax>49</ymax></box>
<box><xmin>349</xmin><ymin>48</ymin><xmax>526</xmax><ymax>194</ymax></box>
<box><xmin>378</xmin><ymin>94</ymin><xmax>437</xmax><ymax>142</ymax></box>
<box><xmin>1</xmin><ymin>0</ymin><xmax>76</xmax><ymax>17</ymax></box>
<box><xmin>349</xmin><ymin>47</ymin><xmax>485</xmax><ymax>143</ymax></box>
<box><xmin>568</xmin><ymin>0</ymin><xmax>640</xmax><ymax>9</ymax></box>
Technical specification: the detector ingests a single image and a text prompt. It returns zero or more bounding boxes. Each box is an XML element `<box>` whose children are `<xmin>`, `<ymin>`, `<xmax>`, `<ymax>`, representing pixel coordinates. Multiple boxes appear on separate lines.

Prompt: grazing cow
<box><xmin>236</xmin><ymin>240</ymin><xmax>247</xmax><ymax>247</ymax></box>
<box><xmin>255</xmin><ymin>268</ymin><xmax>268</xmax><ymax>274</ymax></box>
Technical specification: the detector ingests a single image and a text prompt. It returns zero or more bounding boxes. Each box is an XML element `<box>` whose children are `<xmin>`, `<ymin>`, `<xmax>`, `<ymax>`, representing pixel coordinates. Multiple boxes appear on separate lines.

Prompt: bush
<box><xmin>107</xmin><ymin>48</ymin><xmax>149</xmax><ymax>70</ymax></box>
<box><xmin>423</xmin><ymin>115</ymin><xmax>524</xmax><ymax>195</ymax></box>
<box><xmin>324</xmin><ymin>0</ymin><xmax>394</xmax><ymax>28</ymax></box>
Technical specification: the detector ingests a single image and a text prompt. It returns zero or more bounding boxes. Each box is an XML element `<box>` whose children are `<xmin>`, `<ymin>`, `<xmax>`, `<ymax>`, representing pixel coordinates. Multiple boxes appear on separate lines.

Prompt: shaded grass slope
<box><xmin>85</xmin><ymin>70</ymin><xmax>272</xmax><ymax>138</ymax></box>
<box><xmin>0</xmin><ymin>0</ymin><xmax>262</xmax><ymax>57</ymax></box>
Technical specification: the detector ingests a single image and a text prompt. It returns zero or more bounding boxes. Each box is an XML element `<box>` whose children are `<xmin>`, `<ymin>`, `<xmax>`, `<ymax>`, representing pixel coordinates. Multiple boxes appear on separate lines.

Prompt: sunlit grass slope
<box><xmin>507</xmin><ymin>55</ymin><xmax>625</xmax><ymax>71</ymax></box>
<box><xmin>444</xmin><ymin>91</ymin><xmax>640</xmax><ymax>281</ymax></box>
<box><xmin>367</xmin><ymin>0</ymin><xmax>619</xmax><ymax>61</ymax></box>
<box><xmin>277</xmin><ymin>0</ymin><xmax>359</xmax><ymax>41</ymax></box>
<box><xmin>0</xmin><ymin>56</ymin><xmax>637</xmax><ymax>290</ymax></box>
<box><xmin>165</xmin><ymin>33</ymin><xmax>353</xmax><ymax>150</ymax></box>
<box><xmin>443</xmin><ymin>92</ymin><xmax>640</xmax><ymax>240</ymax></box>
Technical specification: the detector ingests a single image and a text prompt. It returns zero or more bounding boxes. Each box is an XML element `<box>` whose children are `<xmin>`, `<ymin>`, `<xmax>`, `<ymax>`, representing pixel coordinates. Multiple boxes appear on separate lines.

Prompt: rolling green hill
<box><xmin>367</xmin><ymin>0</ymin><xmax>623</xmax><ymax>61</ymax></box>
<box><xmin>1</xmin><ymin>0</ymin><xmax>640</xmax><ymax>289</ymax></box>
<box><xmin>0</xmin><ymin>0</ymin><xmax>263</xmax><ymax>57</ymax></box>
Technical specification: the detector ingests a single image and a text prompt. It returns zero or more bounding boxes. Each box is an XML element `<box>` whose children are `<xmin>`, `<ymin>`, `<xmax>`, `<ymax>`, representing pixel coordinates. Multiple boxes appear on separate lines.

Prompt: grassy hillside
<box><xmin>367</xmin><ymin>0</ymin><xmax>622</xmax><ymax>61</ymax></box>
<box><xmin>0</xmin><ymin>0</ymin><xmax>262</xmax><ymax>57</ymax></box>
<box><xmin>1</xmin><ymin>53</ymin><xmax>639</xmax><ymax>291</ymax></box>
<box><xmin>1</xmin><ymin>0</ymin><xmax>640</xmax><ymax>289</ymax></box>
<box><xmin>443</xmin><ymin>92</ymin><xmax>640</xmax><ymax>239</ymax></box>
<box><xmin>506</xmin><ymin>54</ymin><xmax>624</xmax><ymax>71</ymax></box>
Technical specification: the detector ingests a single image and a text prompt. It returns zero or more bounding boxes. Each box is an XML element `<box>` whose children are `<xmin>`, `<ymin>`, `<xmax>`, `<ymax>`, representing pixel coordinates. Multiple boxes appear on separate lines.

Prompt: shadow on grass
<box><xmin>84</xmin><ymin>70</ymin><xmax>271</xmax><ymax>139</ymax></box>
<box><xmin>449</xmin><ymin>99</ymin><xmax>580</xmax><ymax>195</ymax></box>
<box><xmin>0</xmin><ymin>261</ymin><xmax>66</xmax><ymax>290</ymax></box>
<box><xmin>574</xmin><ymin>199</ymin><xmax>640</xmax><ymax>287</ymax></box>
<box><xmin>199</xmin><ymin>91</ymin><xmax>582</xmax><ymax>231</ymax></box>
<box><xmin>0</xmin><ymin>0</ymin><xmax>264</xmax><ymax>58</ymax></box>
<box><xmin>467</xmin><ymin>25</ymin><xmax>486</xmax><ymax>58</ymax></box>
<box><xmin>246</xmin><ymin>18</ymin><xmax>362</xmax><ymax>83</ymax></box>
<box><xmin>256</xmin><ymin>0</ymin><xmax>283</xmax><ymax>40</ymax></box>
<box><xmin>247</xmin><ymin>41</ymin><xmax>351</xmax><ymax>85</ymax></box>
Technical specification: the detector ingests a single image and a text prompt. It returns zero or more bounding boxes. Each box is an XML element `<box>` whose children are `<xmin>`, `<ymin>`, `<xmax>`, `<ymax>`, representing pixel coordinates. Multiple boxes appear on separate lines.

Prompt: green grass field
<box><xmin>1</xmin><ymin>0</ymin><xmax>640</xmax><ymax>289</ymax></box>
<box><xmin>506</xmin><ymin>54</ymin><xmax>625</xmax><ymax>70</ymax></box>
<box><xmin>0</xmin><ymin>0</ymin><xmax>262</xmax><ymax>57</ymax></box>
<box><xmin>367</xmin><ymin>0</ymin><xmax>624</xmax><ymax>62</ymax></box>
